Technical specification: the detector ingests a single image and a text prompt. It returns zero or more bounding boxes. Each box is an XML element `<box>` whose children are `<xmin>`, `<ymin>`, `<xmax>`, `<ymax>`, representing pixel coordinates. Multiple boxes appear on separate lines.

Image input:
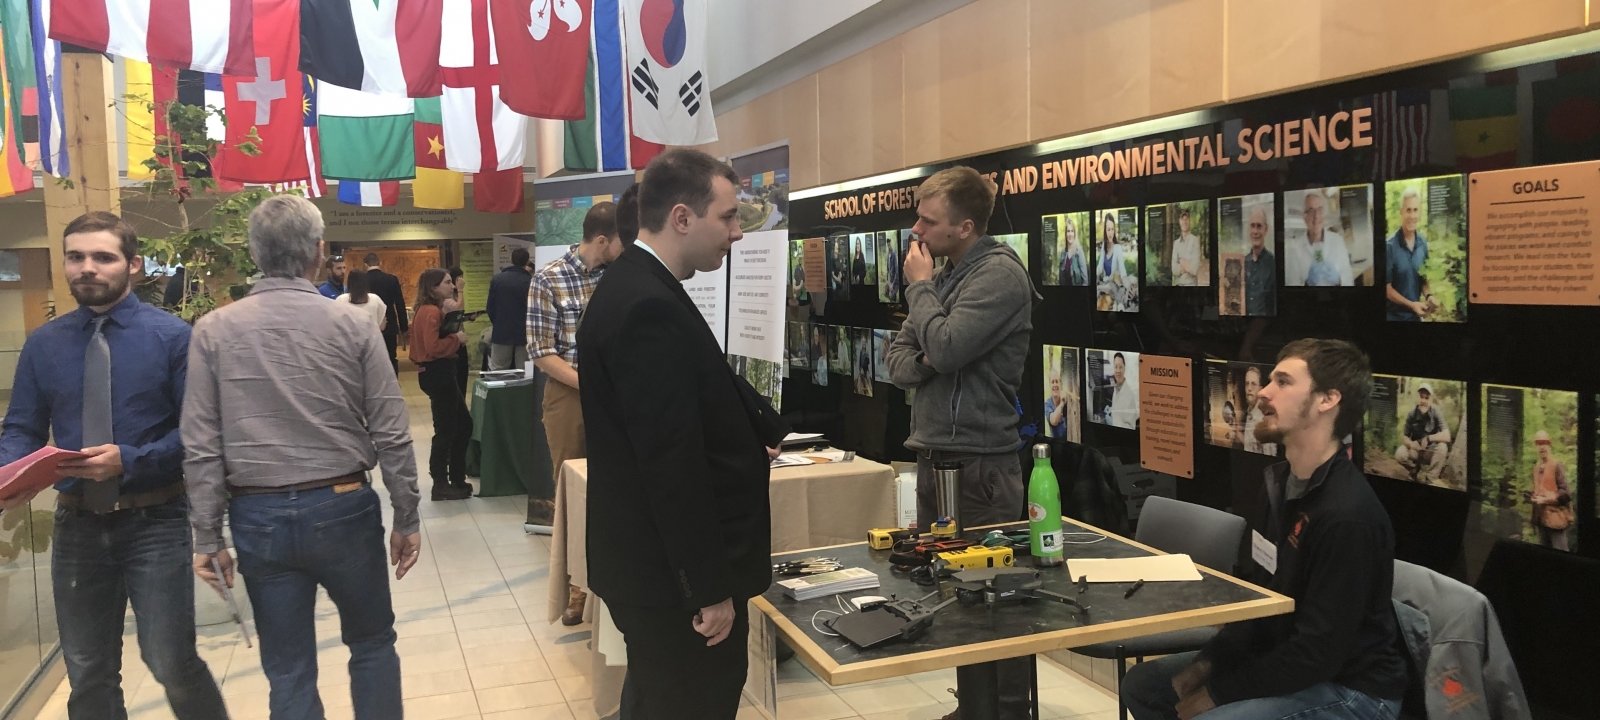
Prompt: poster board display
<box><xmin>1468</xmin><ymin>159</ymin><xmax>1600</xmax><ymax>306</ymax></box>
<box><xmin>1139</xmin><ymin>354</ymin><xmax>1194</xmax><ymax>478</ymax></box>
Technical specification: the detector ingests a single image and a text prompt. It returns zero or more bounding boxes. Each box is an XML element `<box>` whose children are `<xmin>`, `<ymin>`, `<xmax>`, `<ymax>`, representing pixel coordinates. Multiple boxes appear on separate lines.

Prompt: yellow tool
<box><xmin>929</xmin><ymin>518</ymin><xmax>958</xmax><ymax>538</ymax></box>
<box><xmin>867</xmin><ymin>528</ymin><xmax>911</xmax><ymax>551</ymax></box>
<box><xmin>934</xmin><ymin>545</ymin><xmax>1014</xmax><ymax>571</ymax></box>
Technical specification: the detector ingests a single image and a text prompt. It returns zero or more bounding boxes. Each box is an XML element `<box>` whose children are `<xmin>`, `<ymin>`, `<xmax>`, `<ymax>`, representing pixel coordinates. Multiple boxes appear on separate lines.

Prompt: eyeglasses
<box><xmin>329</xmin><ymin>254</ymin><xmax>344</xmax><ymax>261</ymax></box>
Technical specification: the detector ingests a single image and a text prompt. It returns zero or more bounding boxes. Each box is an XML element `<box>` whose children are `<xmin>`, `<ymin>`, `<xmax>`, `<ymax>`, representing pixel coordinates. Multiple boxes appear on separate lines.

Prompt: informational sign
<box><xmin>1469</xmin><ymin>159</ymin><xmax>1600</xmax><ymax>306</ymax></box>
<box><xmin>683</xmin><ymin>266</ymin><xmax>728</xmax><ymax>352</ymax></box>
<box><xmin>727</xmin><ymin>231</ymin><xmax>788</xmax><ymax>364</ymax></box>
<box><xmin>1139</xmin><ymin>354</ymin><xmax>1194</xmax><ymax>479</ymax></box>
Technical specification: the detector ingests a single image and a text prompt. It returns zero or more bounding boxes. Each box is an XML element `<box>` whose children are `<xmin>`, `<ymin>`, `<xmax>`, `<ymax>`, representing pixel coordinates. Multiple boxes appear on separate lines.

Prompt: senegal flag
<box><xmin>1448</xmin><ymin>84</ymin><xmax>1518</xmax><ymax>172</ymax></box>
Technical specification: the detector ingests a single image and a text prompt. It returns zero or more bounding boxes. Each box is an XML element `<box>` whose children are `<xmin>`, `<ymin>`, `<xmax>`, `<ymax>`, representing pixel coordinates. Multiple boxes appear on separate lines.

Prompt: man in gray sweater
<box><xmin>886</xmin><ymin>165</ymin><xmax>1037</xmax><ymax>719</ymax></box>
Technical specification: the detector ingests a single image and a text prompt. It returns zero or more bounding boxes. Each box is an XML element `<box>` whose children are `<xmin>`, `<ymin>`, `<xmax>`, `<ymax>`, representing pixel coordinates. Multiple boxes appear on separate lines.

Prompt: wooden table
<box><xmin>546</xmin><ymin>454</ymin><xmax>899</xmax><ymax>620</ymax></box>
<box><xmin>752</xmin><ymin>519</ymin><xmax>1293</xmax><ymax>719</ymax></box>
<box><xmin>546</xmin><ymin>454</ymin><xmax>899</xmax><ymax>718</ymax></box>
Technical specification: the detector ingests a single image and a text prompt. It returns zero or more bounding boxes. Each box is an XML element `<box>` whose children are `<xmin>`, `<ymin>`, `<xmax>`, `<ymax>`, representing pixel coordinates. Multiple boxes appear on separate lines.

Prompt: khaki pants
<box><xmin>542</xmin><ymin>378</ymin><xmax>586</xmax><ymax>478</ymax></box>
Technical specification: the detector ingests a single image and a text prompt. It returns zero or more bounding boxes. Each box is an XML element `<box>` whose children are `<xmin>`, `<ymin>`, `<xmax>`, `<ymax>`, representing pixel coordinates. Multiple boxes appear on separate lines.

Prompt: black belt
<box><xmin>58</xmin><ymin>482</ymin><xmax>185</xmax><ymax>513</ymax></box>
<box><xmin>228</xmin><ymin>472</ymin><xmax>367</xmax><ymax>497</ymax></box>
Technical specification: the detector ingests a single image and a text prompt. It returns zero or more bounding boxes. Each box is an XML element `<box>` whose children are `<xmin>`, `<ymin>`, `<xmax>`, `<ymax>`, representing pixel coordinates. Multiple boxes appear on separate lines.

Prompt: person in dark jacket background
<box><xmin>1122</xmin><ymin>338</ymin><xmax>1406</xmax><ymax>720</ymax></box>
<box><xmin>363</xmin><ymin>253</ymin><xmax>409</xmax><ymax>374</ymax></box>
<box><xmin>486</xmin><ymin>248</ymin><xmax>533</xmax><ymax>371</ymax></box>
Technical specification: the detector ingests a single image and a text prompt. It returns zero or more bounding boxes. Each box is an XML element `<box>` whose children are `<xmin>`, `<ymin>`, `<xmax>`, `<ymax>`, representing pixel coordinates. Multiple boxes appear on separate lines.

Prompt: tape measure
<box><xmin>934</xmin><ymin>545</ymin><xmax>1014</xmax><ymax>571</ymax></box>
<box><xmin>867</xmin><ymin>528</ymin><xmax>911</xmax><ymax>550</ymax></box>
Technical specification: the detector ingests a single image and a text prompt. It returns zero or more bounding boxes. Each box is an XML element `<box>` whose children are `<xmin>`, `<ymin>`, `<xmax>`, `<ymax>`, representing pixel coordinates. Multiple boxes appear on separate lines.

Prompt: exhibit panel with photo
<box><xmin>809</xmin><ymin>325</ymin><xmax>829</xmax><ymax>387</ymax></box>
<box><xmin>732</xmin><ymin>355</ymin><xmax>784</xmax><ymax>410</ymax></box>
<box><xmin>1145</xmin><ymin>200</ymin><xmax>1212</xmax><ymax>288</ymax></box>
<box><xmin>1042</xmin><ymin>212</ymin><xmax>1091</xmax><ymax>287</ymax></box>
<box><xmin>830</xmin><ymin>324</ymin><xmax>851</xmax><ymax>374</ymax></box>
<box><xmin>1092</xmin><ymin>207</ymin><xmax>1140</xmax><ymax>312</ymax></box>
<box><xmin>872</xmin><ymin>329</ymin><xmax>893</xmax><ymax>384</ymax></box>
<box><xmin>1202</xmin><ymin>360</ymin><xmax>1279</xmax><ymax>456</ymax></box>
<box><xmin>1283</xmin><ymin>184</ymin><xmax>1375</xmax><ymax>287</ymax></box>
<box><xmin>1384</xmin><ymin>174</ymin><xmax>1468</xmax><ymax>323</ymax></box>
<box><xmin>849</xmin><ymin>232</ymin><xmax>877</xmax><ymax>286</ymax></box>
<box><xmin>1042</xmin><ymin>345</ymin><xmax>1083</xmax><ymax>442</ymax></box>
<box><xmin>828</xmin><ymin>234</ymin><xmax>851</xmax><ymax>301</ymax></box>
<box><xmin>1084</xmin><ymin>348</ymin><xmax>1140</xmax><ymax>429</ymax></box>
<box><xmin>1478</xmin><ymin>384</ymin><xmax>1578</xmax><ymax>552</ymax></box>
<box><xmin>1364</xmin><ymin>375</ymin><xmax>1468</xmax><ymax>490</ymax></box>
<box><xmin>851</xmin><ymin>327</ymin><xmax>874</xmax><ymax>397</ymax></box>
<box><xmin>877</xmin><ymin>232</ymin><xmax>901</xmax><ymax>303</ymax></box>
<box><xmin>787</xmin><ymin>238</ymin><xmax>809</xmax><ymax>304</ymax></box>
<box><xmin>786</xmin><ymin>321</ymin><xmax>810</xmax><ymax>369</ymax></box>
<box><xmin>993</xmin><ymin>232</ymin><xmax>1030</xmax><ymax>272</ymax></box>
<box><xmin>1217</xmin><ymin>193</ymin><xmax>1277</xmax><ymax>317</ymax></box>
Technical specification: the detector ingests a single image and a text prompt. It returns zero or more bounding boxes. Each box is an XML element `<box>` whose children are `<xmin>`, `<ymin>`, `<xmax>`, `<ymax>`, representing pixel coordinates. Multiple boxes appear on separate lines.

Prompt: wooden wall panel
<box><xmin>1034</xmin><ymin>1</ymin><xmax>1153</xmax><ymax>139</ymax></box>
<box><xmin>818</xmin><ymin>36</ymin><xmax>903</xmax><ymax>184</ymax></box>
<box><xmin>1147</xmin><ymin>0</ymin><xmax>1226</xmax><ymax>116</ymax></box>
<box><xmin>901</xmin><ymin>0</ymin><xmax>1032</xmax><ymax>167</ymax></box>
<box><xmin>1230</xmin><ymin>0</ymin><xmax>1586</xmax><ymax>101</ymax></box>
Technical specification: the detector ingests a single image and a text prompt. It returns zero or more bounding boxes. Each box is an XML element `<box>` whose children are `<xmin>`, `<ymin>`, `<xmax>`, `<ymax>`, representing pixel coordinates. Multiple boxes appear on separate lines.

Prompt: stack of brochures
<box><xmin>777</xmin><ymin>567</ymin><xmax>880</xmax><ymax>601</ymax></box>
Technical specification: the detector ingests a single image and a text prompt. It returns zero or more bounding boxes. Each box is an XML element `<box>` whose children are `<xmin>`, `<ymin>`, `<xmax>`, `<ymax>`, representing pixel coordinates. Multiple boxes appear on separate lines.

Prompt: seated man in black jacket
<box><xmin>1122</xmin><ymin>338</ymin><xmax>1406</xmax><ymax>720</ymax></box>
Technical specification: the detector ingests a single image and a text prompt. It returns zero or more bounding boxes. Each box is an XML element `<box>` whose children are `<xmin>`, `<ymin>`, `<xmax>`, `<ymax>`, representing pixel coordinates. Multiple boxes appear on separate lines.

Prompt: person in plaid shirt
<box><xmin>528</xmin><ymin>201</ymin><xmax>622</xmax><ymax>624</ymax></box>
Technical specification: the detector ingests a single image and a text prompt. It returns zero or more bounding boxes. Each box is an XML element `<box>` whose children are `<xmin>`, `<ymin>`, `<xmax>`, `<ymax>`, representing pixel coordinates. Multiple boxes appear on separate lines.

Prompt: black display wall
<box><xmin>783</xmin><ymin>31</ymin><xmax>1600</xmax><ymax>590</ymax></box>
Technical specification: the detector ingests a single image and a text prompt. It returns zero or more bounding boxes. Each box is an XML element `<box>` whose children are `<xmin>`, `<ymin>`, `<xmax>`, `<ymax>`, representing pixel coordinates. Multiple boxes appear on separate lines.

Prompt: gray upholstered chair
<box><xmin>1077</xmin><ymin>495</ymin><xmax>1247</xmax><ymax>720</ymax></box>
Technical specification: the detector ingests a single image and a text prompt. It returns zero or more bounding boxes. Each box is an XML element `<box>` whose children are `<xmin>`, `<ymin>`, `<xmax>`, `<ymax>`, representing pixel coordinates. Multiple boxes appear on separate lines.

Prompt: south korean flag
<box><xmin>624</xmin><ymin>0</ymin><xmax>718</xmax><ymax>145</ymax></box>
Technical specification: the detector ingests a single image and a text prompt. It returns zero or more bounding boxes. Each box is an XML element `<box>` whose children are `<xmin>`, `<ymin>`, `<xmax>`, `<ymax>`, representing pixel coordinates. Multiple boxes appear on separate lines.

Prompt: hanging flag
<box><xmin>195</xmin><ymin>71</ymin><xmax>243</xmax><ymax>192</ymax></box>
<box><xmin>412</xmin><ymin>95</ymin><xmax>463</xmax><ymax>209</ymax></box>
<box><xmin>269</xmin><ymin>75</ymin><xmax>327</xmax><ymax>197</ymax></box>
<box><xmin>218</xmin><ymin>0</ymin><xmax>306</xmax><ymax>185</ymax></box>
<box><xmin>440</xmin><ymin>0</ymin><xmax>527</xmax><ymax>174</ymax></box>
<box><xmin>1532</xmin><ymin>66</ymin><xmax>1600</xmax><ymax>166</ymax></box>
<box><xmin>472</xmin><ymin>167</ymin><xmax>522</xmax><ymax>213</ymax></box>
<box><xmin>48</xmin><ymin>0</ymin><xmax>255</xmax><ymax>76</ymax></box>
<box><xmin>491</xmin><ymin>0</ymin><xmax>589</xmax><ymax>119</ymax></box>
<box><xmin>562</xmin><ymin>0</ymin><xmax>659</xmax><ymax>172</ymax></box>
<box><xmin>123</xmin><ymin>59</ymin><xmax>156</xmax><ymax>179</ymax></box>
<box><xmin>0</xmin><ymin>31</ymin><xmax>34</xmax><ymax>196</ymax></box>
<box><xmin>318</xmin><ymin>82</ymin><xmax>415</xmax><ymax>180</ymax></box>
<box><xmin>0</xmin><ymin>0</ymin><xmax>37</xmax><ymax>168</ymax></box>
<box><xmin>30</xmin><ymin>0</ymin><xmax>65</xmax><ymax>177</ymax></box>
<box><xmin>300</xmin><ymin>0</ymin><xmax>442</xmax><ymax>97</ymax></box>
<box><xmin>623</xmin><ymin>0</ymin><xmax>715</xmax><ymax>145</ymax></box>
<box><xmin>337</xmin><ymin>180</ymin><xmax>399</xmax><ymax>206</ymax></box>
<box><xmin>1448</xmin><ymin>84</ymin><xmax>1518</xmax><ymax>173</ymax></box>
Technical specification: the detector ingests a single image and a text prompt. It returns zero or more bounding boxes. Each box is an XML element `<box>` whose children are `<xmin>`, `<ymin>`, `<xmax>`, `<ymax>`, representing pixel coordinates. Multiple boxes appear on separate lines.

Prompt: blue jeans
<box><xmin>53</xmin><ymin>494</ymin><xmax>228</xmax><ymax>719</ymax></box>
<box><xmin>230</xmin><ymin>485</ymin><xmax>402</xmax><ymax>720</ymax></box>
<box><xmin>1122</xmin><ymin>652</ymin><xmax>1400</xmax><ymax>720</ymax></box>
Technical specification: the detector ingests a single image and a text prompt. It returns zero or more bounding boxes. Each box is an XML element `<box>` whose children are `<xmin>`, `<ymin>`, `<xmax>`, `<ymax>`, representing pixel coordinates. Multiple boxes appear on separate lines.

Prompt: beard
<box><xmin>69</xmin><ymin>273</ymin><xmax>130</xmax><ymax>307</ymax></box>
<box><xmin>1254</xmin><ymin>394</ymin><xmax>1313</xmax><ymax>445</ymax></box>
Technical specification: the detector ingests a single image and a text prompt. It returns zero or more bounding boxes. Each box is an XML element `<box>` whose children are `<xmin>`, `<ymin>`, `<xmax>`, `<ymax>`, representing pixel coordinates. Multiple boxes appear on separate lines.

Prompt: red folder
<box><xmin>0</xmin><ymin>447</ymin><xmax>88</xmax><ymax>501</ymax></box>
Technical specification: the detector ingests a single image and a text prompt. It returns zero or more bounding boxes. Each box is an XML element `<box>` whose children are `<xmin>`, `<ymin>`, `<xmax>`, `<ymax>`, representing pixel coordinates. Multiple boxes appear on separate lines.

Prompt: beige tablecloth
<box><xmin>546</xmin><ymin>454</ymin><xmax>898</xmax><ymax>621</ymax></box>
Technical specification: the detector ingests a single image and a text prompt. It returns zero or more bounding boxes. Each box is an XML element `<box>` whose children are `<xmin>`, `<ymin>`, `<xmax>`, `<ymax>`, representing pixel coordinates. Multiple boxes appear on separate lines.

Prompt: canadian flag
<box><xmin>49</xmin><ymin>0</ymin><xmax>255</xmax><ymax>76</ymax></box>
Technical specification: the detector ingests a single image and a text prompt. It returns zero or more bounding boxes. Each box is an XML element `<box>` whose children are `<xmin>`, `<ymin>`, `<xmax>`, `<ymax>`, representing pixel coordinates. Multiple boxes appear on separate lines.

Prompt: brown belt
<box><xmin>228</xmin><ymin>472</ymin><xmax>367</xmax><ymax>497</ymax></box>
<box><xmin>58</xmin><ymin>482</ymin><xmax>185</xmax><ymax>513</ymax></box>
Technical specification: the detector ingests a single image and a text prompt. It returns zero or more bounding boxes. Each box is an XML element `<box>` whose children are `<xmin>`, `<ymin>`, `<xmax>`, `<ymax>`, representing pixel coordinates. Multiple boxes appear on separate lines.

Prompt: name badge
<box><xmin>1251</xmin><ymin>529</ymin><xmax>1278</xmax><ymax>575</ymax></box>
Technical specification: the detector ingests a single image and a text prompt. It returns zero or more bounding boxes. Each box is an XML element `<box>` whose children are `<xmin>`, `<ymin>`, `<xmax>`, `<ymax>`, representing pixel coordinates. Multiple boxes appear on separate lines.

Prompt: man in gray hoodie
<box><xmin>886</xmin><ymin>165</ymin><xmax>1038</xmax><ymax>719</ymax></box>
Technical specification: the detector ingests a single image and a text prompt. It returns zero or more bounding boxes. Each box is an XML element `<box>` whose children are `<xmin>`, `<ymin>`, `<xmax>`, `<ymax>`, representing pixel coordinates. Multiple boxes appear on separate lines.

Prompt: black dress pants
<box><xmin>609</xmin><ymin>599</ymin><xmax>748</xmax><ymax>720</ymax></box>
<box><xmin>418</xmin><ymin>359</ymin><xmax>471</xmax><ymax>485</ymax></box>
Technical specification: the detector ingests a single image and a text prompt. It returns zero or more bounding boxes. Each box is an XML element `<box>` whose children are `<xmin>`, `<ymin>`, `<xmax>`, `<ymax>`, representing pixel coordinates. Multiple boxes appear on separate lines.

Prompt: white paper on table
<box><xmin>1069</xmin><ymin>554</ymin><xmax>1204</xmax><ymax>582</ymax></box>
<box><xmin>782</xmin><ymin>432</ymin><xmax>825</xmax><ymax>444</ymax></box>
<box><xmin>770</xmin><ymin>454</ymin><xmax>813</xmax><ymax>469</ymax></box>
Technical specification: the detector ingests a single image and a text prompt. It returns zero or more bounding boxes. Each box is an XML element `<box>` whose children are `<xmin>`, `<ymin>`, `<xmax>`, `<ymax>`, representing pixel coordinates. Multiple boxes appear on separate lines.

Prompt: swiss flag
<box><xmin>49</xmin><ymin>0</ymin><xmax>255</xmax><ymax>76</ymax></box>
<box><xmin>218</xmin><ymin>0</ymin><xmax>308</xmax><ymax>185</ymax></box>
<box><xmin>492</xmin><ymin>0</ymin><xmax>590</xmax><ymax>119</ymax></box>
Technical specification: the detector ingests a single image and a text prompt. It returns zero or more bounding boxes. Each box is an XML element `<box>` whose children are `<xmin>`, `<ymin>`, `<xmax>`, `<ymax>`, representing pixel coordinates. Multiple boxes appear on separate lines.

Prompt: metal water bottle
<box><xmin>1027</xmin><ymin>443</ymin><xmax>1064</xmax><ymax>567</ymax></box>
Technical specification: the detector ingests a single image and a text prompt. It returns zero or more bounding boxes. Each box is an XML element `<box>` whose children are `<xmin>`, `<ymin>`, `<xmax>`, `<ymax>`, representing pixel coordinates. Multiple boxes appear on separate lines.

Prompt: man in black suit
<box><xmin>579</xmin><ymin>149</ymin><xmax>776</xmax><ymax>719</ymax></box>
<box><xmin>363</xmin><ymin>253</ymin><xmax>410</xmax><ymax>374</ymax></box>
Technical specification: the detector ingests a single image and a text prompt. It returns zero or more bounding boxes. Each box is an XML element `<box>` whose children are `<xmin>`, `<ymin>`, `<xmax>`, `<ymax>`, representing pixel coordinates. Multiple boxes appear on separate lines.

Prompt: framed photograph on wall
<box><xmin>1092</xmin><ymin>207</ymin><xmax>1139</xmax><ymax>312</ymax></box>
<box><xmin>1217</xmin><ymin>193</ymin><xmax>1277</xmax><ymax>317</ymax></box>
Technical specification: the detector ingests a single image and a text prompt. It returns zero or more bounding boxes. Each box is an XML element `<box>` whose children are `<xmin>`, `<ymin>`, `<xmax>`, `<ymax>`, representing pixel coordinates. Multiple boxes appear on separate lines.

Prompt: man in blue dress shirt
<box><xmin>316</xmin><ymin>254</ymin><xmax>347</xmax><ymax>298</ymax></box>
<box><xmin>0</xmin><ymin>212</ymin><xmax>228</xmax><ymax>719</ymax></box>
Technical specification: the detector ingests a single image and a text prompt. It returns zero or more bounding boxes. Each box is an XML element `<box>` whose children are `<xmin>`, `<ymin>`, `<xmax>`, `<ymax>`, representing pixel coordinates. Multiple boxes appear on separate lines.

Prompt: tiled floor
<box><xmin>28</xmin><ymin>371</ymin><xmax>1119</xmax><ymax>720</ymax></box>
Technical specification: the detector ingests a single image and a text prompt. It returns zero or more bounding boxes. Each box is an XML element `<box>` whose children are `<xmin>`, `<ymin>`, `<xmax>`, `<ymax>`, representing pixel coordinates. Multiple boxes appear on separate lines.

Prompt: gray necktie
<box><xmin>81</xmin><ymin>315</ymin><xmax>118</xmax><ymax>513</ymax></box>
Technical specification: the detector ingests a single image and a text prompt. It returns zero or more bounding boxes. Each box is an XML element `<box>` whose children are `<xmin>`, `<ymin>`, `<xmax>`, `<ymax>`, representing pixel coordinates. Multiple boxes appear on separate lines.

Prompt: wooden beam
<box><xmin>42</xmin><ymin>52</ymin><xmax>121</xmax><ymax>316</ymax></box>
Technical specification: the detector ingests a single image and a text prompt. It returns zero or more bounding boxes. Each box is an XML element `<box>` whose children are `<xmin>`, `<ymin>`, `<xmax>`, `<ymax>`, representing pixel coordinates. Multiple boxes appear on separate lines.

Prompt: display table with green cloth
<box><xmin>466</xmin><ymin>376</ymin><xmax>550</xmax><ymax>498</ymax></box>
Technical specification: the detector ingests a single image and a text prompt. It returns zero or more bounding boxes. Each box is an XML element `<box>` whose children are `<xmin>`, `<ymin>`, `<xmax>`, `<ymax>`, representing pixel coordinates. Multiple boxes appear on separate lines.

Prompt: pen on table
<box><xmin>1124</xmin><ymin>579</ymin><xmax>1146</xmax><ymax>599</ymax></box>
